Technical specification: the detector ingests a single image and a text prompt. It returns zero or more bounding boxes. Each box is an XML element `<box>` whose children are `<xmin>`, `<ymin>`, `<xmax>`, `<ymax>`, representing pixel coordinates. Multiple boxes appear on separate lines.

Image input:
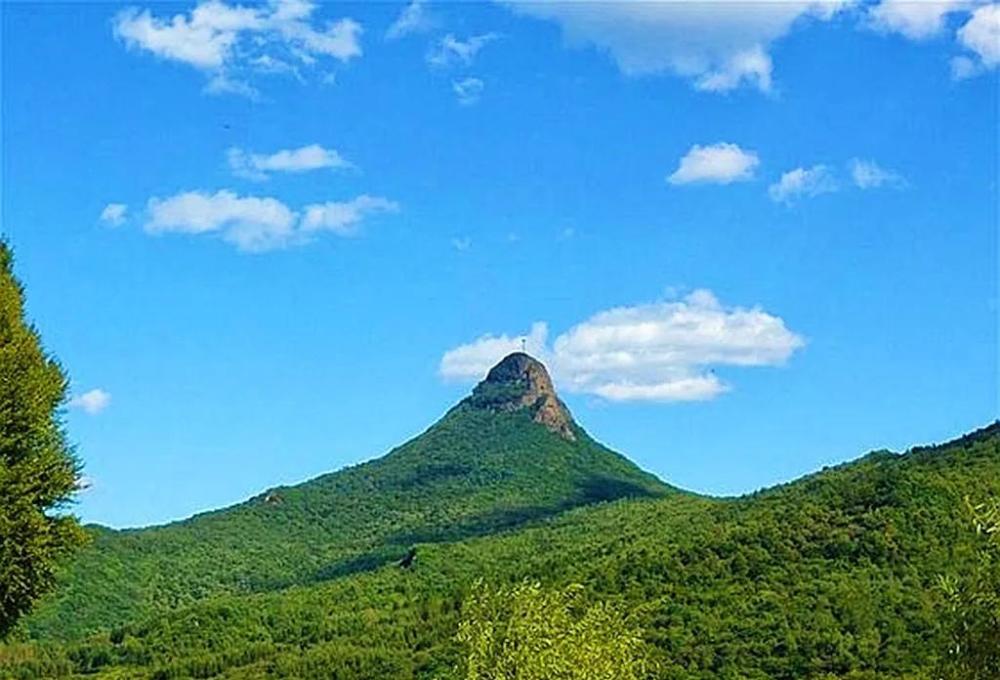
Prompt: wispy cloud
<box><xmin>228</xmin><ymin>144</ymin><xmax>353</xmax><ymax>180</ymax></box>
<box><xmin>766</xmin><ymin>158</ymin><xmax>905</xmax><ymax>203</ymax></box>
<box><xmin>441</xmin><ymin>290</ymin><xmax>804</xmax><ymax>402</ymax></box>
<box><xmin>301</xmin><ymin>195</ymin><xmax>399</xmax><ymax>236</ymax></box>
<box><xmin>113</xmin><ymin>0</ymin><xmax>363</xmax><ymax>96</ymax></box>
<box><xmin>70</xmin><ymin>388</ymin><xmax>112</xmax><ymax>415</ymax></box>
<box><xmin>768</xmin><ymin>165</ymin><xmax>838</xmax><ymax>204</ymax></box>
<box><xmin>668</xmin><ymin>143</ymin><xmax>759</xmax><ymax>185</ymax></box>
<box><xmin>427</xmin><ymin>32</ymin><xmax>499</xmax><ymax>68</ymax></box>
<box><xmin>386</xmin><ymin>0</ymin><xmax>433</xmax><ymax>40</ymax></box>
<box><xmin>849</xmin><ymin>158</ymin><xmax>906</xmax><ymax>189</ymax></box>
<box><xmin>452</xmin><ymin>77</ymin><xmax>485</xmax><ymax>105</ymax></box>
<box><xmin>100</xmin><ymin>203</ymin><xmax>128</xmax><ymax>226</ymax></box>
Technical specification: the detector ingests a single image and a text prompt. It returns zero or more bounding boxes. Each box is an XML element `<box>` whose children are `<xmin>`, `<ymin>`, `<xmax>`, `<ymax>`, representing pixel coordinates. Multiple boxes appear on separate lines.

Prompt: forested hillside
<box><xmin>21</xmin><ymin>353</ymin><xmax>670</xmax><ymax>640</ymax></box>
<box><xmin>2</xmin><ymin>417</ymin><xmax>996</xmax><ymax>678</ymax></box>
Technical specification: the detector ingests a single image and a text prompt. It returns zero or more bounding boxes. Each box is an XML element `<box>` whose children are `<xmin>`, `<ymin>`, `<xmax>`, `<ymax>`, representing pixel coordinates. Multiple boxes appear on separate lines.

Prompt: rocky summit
<box><xmin>468</xmin><ymin>353</ymin><xmax>576</xmax><ymax>441</ymax></box>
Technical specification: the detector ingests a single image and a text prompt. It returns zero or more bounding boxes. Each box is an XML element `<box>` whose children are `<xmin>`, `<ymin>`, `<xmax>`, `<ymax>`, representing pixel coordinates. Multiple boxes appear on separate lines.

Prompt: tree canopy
<box><xmin>939</xmin><ymin>497</ymin><xmax>1000</xmax><ymax>679</ymax></box>
<box><xmin>457</xmin><ymin>580</ymin><xmax>655</xmax><ymax>680</ymax></box>
<box><xmin>0</xmin><ymin>241</ymin><xmax>85</xmax><ymax>637</ymax></box>
<box><xmin>1</xmin><ymin>424</ymin><xmax>996</xmax><ymax>678</ymax></box>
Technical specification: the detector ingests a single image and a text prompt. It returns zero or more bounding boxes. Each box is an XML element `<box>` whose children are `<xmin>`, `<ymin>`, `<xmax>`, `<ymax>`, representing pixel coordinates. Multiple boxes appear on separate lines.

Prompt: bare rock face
<box><xmin>469</xmin><ymin>353</ymin><xmax>576</xmax><ymax>441</ymax></box>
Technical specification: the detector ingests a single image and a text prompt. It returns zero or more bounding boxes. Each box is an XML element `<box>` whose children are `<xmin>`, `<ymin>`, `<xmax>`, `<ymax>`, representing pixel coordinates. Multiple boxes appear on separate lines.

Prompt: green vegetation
<box><xmin>456</xmin><ymin>580</ymin><xmax>655</xmax><ymax>679</ymax></box>
<box><xmin>938</xmin><ymin>497</ymin><xmax>1000</xmax><ymax>679</ymax></box>
<box><xmin>23</xmin><ymin>388</ymin><xmax>670</xmax><ymax>641</ymax></box>
<box><xmin>0</xmin><ymin>419</ymin><xmax>996</xmax><ymax>678</ymax></box>
<box><xmin>0</xmin><ymin>242</ymin><xmax>85</xmax><ymax>638</ymax></box>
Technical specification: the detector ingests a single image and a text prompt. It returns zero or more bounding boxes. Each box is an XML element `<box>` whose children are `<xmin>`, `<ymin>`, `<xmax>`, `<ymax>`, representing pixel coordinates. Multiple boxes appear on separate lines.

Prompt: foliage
<box><xmin>456</xmin><ymin>580</ymin><xmax>655</xmax><ymax>680</ymax></box>
<box><xmin>0</xmin><ymin>241</ymin><xmax>85</xmax><ymax>638</ymax></box>
<box><xmin>938</xmin><ymin>497</ymin><xmax>1000</xmax><ymax>679</ymax></box>
<box><xmin>24</xmin><ymin>399</ymin><xmax>670</xmax><ymax>640</ymax></box>
<box><xmin>0</xmin><ymin>423</ymin><xmax>995</xmax><ymax>678</ymax></box>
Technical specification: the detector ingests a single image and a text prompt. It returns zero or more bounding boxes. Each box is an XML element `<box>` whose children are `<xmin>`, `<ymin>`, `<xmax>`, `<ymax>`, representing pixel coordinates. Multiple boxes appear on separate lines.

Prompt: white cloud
<box><xmin>143</xmin><ymin>190</ymin><xmax>398</xmax><ymax>250</ymax></box>
<box><xmin>113</xmin><ymin>0</ymin><xmax>363</xmax><ymax>95</ymax></box>
<box><xmin>865</xmin><ymin>1</ymin><xmax>998</xmax><ymax>78</ymax></box>
<box><xmin>280</xmin><ymin>17</ymin><xmax>362</xmax><ymax>61</ymax></box>
<box><xmin>228</xmin><ymin>144</ymin><xmax>352</xmax><ymax>180</ymax></box>
<box><xmin>146</xmin><ymin>189</ymin><xmax>298</xmax><ymax>251</ymax></box>
<box><xmin>451</xmin><ymin>236</ymin><xmax>472</xmax><ymax>251</ymax></box>
<box><xmin>505</xmin><ymin>1</ymin><xmax>851</xmax><ymax>92</ymax></box>
<box><xmin>427</xmin><ymin>33</ymin><xmax>499</xmax><ymax>67</ymax></box>
<box><xmin>386</xmin><ymin>0</ymin><xmax>433</xmax><ymax>39</ymax></box>
<box><xmin>452</xmin><ymin>76</ymin><xmax>485</xmax><ymax>104</ymax></box>
<box><xmin>957</xmin><ymin>4</ymin><xmax>1000</xmax><ymax>68</ymax></box>
<box><xmin>204</xmin><ymin>73</ymin><xmax>259</xmax><ymax>98</ymax></box>
<box><xmin>849</xmin><ymin>158</ymin><xmax>906</xmax><ymax>189</ymax></box>
<box><xmin>301</xmin><ymin>195</ymin><xmax>399</xmax><ymax>235</ymax></box>
<box><xmin>440</xmin><ymin>289</ymin><xmax>804</xmax><ymax>402</ymax></box>
<box><xmin>100</xmin><ymin>203</ymin><xmax>128</xmax><ymax>226</ymax></box>
<box><xmin>113</xmin><ymin>3</ymin><xmax>255</xmax><ymax>70</ymax></box>
<box><xmin>250</xmin><ymin>53</ymin><xmax>301</xmax><ymax>77</ymax></box>
<box><xmin>441</xmin><ymin>322</ymin><xmax>550</xmax><ymax>381</ymax></box>
<box><xmin>70</xmin><ymin>389</ymin><xmax>112</xmax><ymax>415</ymax></box>
<box><xmin>768</xmin><ymin>164</ymin><xmax>838</xmax><ymax>203</ymax></box>
<box><xmin>590</xmin><ymin>375</ymin><xmax>725</xmax><ymax>402</ymax></box>
<box><xmin>667</xmin><ymin>142</ymin><xmax>759</xmax><ymax>185</ymax></box>
<box><xmin>867</xmin><ymin>0</ymin><xmax>973</xmax><ymax>39</ymax></box>
<box><xmin>694</xmin><ymin>45</ymin><xmax>773</xmax><ymax>92</ymax></box>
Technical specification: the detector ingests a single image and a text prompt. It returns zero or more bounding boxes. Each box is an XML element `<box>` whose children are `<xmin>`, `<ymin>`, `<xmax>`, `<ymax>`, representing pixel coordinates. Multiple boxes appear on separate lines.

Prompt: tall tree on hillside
<box><xmin>0</xmin><ymin>241</ymin><xmax>85</xmax><ymax>637</ymax></box>
<box><xmin>939</xmin><ymin>498</ymin><xmax>1000</xmax><ymax>679</ymax></box>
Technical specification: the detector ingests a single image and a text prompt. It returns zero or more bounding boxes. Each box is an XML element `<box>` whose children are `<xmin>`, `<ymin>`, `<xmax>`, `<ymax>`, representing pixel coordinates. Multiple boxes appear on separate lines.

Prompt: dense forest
<box><xmin>0</xmin><ymin>393</ymin><xmax>996</xmax><ymax>677</ymax></box>
<box><xmin>21</xmin><ymin>384</ymin><xmax>669</xmax><ymax>642</ymax></box>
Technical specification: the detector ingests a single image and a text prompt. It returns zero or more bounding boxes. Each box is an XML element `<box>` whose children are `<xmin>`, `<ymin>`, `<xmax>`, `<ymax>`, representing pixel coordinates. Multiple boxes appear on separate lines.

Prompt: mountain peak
<box><xmin>467</xmin><ymin>353</ymin><xmax>576</xmax><ymax>440</ymax></box>
<box><xmin>483</xmin><ymin>352</ymin><xmax>552</xmax><ymax>388</ymax></box>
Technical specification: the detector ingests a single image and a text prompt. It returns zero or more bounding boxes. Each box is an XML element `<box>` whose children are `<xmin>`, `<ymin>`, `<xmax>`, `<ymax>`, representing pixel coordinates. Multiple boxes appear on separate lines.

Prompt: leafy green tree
<box><xmin>939</xmin><ymin>498</ymin><xmax>1000</xmax><ymax>679</ymax></box>
<box><xmin>0</xmin><ymin>241</ymin><xmax>85</xmax><ymax>637</ymax></box>
<box><xmin>455</xmin><ymin>580</ymin><xmax>655</xmax><ymax>680</ymax></box>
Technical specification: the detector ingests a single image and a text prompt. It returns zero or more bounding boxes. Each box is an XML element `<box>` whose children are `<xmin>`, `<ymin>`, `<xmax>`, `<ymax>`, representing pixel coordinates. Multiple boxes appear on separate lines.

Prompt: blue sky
<box><xmin>2</xmin><ymin>0</ymin><xmax>997</xmax><ymax>528</ymax></box>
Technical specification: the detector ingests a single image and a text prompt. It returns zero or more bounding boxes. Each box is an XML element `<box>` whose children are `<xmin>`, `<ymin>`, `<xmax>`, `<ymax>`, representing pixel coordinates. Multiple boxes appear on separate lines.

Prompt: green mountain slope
<box><xmin>24</xmin><ymin>353</ymin><xmax>671</xmax><ymax>640</ymax></box>
<box><xmin>3</xmin><ymin>423</ymin><xmax>996</xmax><ymax>679</ymax></box>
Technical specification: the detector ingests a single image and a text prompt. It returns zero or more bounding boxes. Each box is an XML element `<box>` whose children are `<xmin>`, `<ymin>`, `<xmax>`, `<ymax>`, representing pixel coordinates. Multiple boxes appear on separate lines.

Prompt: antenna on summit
<box><xmin>520</xmin><ymin>337</ymin><xmax>527</xmax><ymax>353</ymax></box>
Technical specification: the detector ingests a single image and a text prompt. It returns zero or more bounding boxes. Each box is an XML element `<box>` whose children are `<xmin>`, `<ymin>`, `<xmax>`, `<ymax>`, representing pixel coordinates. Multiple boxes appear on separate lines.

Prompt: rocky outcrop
<box><xmin>469</xmin><ymin>353</ymin><xmax>576</xmax><ymax>441</ymax></box>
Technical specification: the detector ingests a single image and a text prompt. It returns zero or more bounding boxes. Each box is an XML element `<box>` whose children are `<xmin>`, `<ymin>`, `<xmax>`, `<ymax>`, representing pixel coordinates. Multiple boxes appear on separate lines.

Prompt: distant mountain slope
<box><xmin>25</xmin><ymin>353</ymin><xmax>672</xmax><ymax>639</ymax></box>
<box><xmin>3</xmin><ymin>423</ymin><xmax>996</xmax><ymax>679</ymax></box>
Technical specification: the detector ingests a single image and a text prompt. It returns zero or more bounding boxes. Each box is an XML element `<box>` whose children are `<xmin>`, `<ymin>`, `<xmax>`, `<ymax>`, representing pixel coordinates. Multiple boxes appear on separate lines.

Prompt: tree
<box><xmin>0</xmin><ymin>241</ymin><xmax>85</xmax><ymax>637</ymax></box>
<box><xmin>455</xmin><ymin>580</ymin><xmax>656</xmax><ymax>680</ymax></box>
<box><xmin>939</xmin><ymin>498</ymin><xmax>1000</xmax><ymax>679</ymax></box>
